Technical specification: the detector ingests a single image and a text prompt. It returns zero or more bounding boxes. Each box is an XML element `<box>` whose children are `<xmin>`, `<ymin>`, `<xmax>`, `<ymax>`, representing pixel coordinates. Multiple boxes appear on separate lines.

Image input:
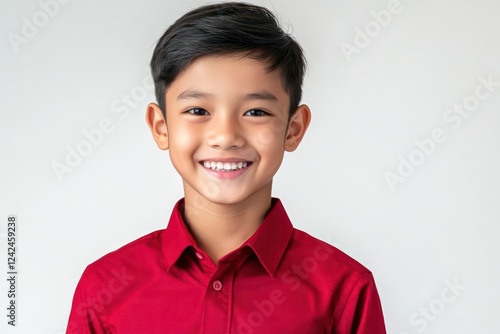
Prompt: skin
<box><xmin>146</xmin><ymin>53</ymin><xmax>311</xmax><ymax>264</ymax></box>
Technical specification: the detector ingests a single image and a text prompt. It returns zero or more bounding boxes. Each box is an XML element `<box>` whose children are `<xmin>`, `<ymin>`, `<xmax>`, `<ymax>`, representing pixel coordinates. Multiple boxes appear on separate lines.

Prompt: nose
<box><xmin>205</xmin><ymin>113</ymin><xmax>245</xmax><ymax>149</ymax></box>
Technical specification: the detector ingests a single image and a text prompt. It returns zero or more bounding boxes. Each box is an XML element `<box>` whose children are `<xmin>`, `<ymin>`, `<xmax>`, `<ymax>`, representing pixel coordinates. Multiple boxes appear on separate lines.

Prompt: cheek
<box><xmin>168</xmin><ymin>126</ymin><xmax>201</xmax><ymax>164</ymax></box>
<box><xmin>174</xmin><ymin>122</ymin><xmax>203</xmax><ymax>146</ymax></box>
<box><xmin>252</xmin><ymin>127</ymin><xmax>286</xmax><ymax>165</ymax></box>
<box><xmin>252</xmin><ymin>119</ymin><xmax>286</xmax><ymax>146</ymax></box>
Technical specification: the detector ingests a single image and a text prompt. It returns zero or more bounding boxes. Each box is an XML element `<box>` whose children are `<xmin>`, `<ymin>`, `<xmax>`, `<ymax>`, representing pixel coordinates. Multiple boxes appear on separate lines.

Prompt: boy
<box><xmin>67</xmin><ymin>2</ymin><xmax>386</xmax><ymax>333</ymax></box>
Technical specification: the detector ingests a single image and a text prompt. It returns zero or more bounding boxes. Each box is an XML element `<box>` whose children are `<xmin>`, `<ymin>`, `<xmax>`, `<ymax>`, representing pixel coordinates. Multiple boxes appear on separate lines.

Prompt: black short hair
<box><xmin>150</xmin><ymin>2</ymin><xmax>306</xmax><ymax>120</ymax></box>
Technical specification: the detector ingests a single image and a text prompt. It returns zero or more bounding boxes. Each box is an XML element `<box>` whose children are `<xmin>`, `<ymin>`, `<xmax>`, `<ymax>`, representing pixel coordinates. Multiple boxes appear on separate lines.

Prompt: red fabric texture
<box><xmin>67</xmin><ymin>198</ymin><xmax>386</xmax><ymax>333</ymax></box>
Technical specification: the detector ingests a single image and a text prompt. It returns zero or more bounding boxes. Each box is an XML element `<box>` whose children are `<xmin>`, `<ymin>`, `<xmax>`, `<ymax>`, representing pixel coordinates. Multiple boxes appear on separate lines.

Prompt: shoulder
<box><xmin>79</xmin><ymin>229</ymin><xmax>165</xmax><ymax>286</ymax></box>
<box><xmin>284</xmin><ymin>229</ymin><xmax>383</xmax><ymax>325</ymax></box>
<box><xmin>288</xmin><ymin>228</ymin><xmax>372</xmax><ymax>274</ymax></box>
<box><xmin>94</xmin><ymin>229</ymin><xmax>164</xmax><ymax>264</ymax></box>
<box><xmin>68</xmin><ymin>230</ymin><xmax>166</xmax><ymax>328</ymax></box>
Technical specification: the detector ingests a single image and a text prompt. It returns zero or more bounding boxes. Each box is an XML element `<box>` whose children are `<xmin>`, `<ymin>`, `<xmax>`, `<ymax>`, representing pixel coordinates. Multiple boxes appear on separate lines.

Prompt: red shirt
<box><xmin>67</xmin><ymin>198</ymin><xmax>386</xmax><ymax>333</ymax></box>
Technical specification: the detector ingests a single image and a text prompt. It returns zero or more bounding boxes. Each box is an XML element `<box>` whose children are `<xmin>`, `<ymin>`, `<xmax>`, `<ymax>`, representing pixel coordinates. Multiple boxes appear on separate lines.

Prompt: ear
<box><xmin>145</xmin><ymin>102</ymin><xmax>169</xmax><ymax>150</ymax></box>
<box><xmin>284</xmin><ymin>104</ymin><xmax>311</xmax><ymax>152</ymax></box>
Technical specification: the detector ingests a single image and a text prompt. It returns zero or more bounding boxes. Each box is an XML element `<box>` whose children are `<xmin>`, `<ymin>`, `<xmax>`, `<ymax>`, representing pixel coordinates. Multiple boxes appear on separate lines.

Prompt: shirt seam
<box><xmin>333</xmin><ymin>270</ymin><xmax>371</xmax><ymax>328</ymax></box>
<box><xmin>85</xmin><ymin>264</ymin><xmax>110</xmax><ymax>333</ymax></box>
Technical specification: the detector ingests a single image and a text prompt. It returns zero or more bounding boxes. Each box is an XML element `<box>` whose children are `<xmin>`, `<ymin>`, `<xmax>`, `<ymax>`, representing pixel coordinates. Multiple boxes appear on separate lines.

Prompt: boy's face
<box><xmin>146</xmin><ymin>54</ymin><xmax>310</xmax><ymax>206</ymax></box>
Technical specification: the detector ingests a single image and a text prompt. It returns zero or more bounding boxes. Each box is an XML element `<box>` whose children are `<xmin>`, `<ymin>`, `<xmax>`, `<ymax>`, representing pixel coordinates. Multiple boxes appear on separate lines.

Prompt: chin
<box><xmin>204</xmin><ymin>193</ymin><xmax>248</xmax><ymax>205</ymax></box>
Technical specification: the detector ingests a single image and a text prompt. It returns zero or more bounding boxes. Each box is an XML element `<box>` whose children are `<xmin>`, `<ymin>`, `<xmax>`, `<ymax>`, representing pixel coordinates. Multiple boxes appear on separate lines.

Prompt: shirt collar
<box><xmin>162</xmin><ymin>197</ymin><xmax>294</xmax><ymax>277</ymax></box>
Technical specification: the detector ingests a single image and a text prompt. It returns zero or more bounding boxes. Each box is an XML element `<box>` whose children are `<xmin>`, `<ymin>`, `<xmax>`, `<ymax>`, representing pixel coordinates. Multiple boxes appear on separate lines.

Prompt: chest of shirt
<box><xmin>103</xmin><ymin>253</ymin><xmax>335</xmax><ymax>333</ymax></box>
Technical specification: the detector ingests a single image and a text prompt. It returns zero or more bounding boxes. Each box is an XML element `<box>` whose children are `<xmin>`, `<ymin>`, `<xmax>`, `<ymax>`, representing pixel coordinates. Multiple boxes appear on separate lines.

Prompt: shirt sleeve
<box><xmin>66</xmin><ymin>266</ymin><xmax>108</xmax><ymax>334</ymax></box>
<box><xmin>334</xmin><ymin>271</ymin><xmax>386</xmax><ymax>334</ymax></box>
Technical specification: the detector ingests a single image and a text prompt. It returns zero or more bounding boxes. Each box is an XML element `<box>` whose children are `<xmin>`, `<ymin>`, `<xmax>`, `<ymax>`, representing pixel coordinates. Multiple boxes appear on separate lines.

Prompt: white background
<box><xmin>1</xmin><ymin>0</ymin><xmax>499</xmax><ymax>333</ymax></box>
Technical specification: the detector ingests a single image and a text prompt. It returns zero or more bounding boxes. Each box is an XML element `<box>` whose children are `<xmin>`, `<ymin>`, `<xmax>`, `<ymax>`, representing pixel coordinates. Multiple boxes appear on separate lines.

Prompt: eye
<box><xmin>186</xmin><ymin>107</ymin><xmax>210</xmax><ymax>116</ymax></box>
<box><xmin>244</xmin><ymin>109</ymin><xmax>269</xmax><ymax>116</ymax></box>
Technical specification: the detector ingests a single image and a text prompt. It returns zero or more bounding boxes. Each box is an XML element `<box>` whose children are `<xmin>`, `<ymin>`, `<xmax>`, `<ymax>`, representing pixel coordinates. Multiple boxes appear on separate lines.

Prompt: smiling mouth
<box><xmin>201</xmin><ymin>161</ymin><xmax>253</xmax><ymax>172</ymax></box>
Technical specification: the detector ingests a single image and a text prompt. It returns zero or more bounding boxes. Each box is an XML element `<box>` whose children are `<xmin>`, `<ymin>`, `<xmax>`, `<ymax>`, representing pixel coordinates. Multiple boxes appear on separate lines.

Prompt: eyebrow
<box><xmin>177</xmin><ymin>89</ymin><xmax>278</xmax><ymax>102</ymax></box>
<box><xmin>177</xmin><ymin>90</ymin><xmax>214</xmax><ymax>101</ymax></box>
<box><xmin>243</xmin><ymin>90</ymin><xmax>278</xmax><ymax>102</ymax></box>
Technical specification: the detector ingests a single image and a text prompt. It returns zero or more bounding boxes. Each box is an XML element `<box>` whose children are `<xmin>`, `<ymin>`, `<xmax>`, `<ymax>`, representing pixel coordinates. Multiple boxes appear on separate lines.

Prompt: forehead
<box><xmin>166</xmin><ymin>53</ymin><xmax>288</xmax><ymax>103</ymax></box>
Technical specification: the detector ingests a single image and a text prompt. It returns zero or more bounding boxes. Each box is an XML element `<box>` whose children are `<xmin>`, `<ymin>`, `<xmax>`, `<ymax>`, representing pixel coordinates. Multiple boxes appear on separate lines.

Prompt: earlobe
<box><xmin>285</xmin><ymin>104</ymin><xmax>311</xmax><ymax>152</ymax></box>
<box><xmin>145</xmin><ymin>102</ymin><xmax>169</xmax><ymax>150</ymax></box>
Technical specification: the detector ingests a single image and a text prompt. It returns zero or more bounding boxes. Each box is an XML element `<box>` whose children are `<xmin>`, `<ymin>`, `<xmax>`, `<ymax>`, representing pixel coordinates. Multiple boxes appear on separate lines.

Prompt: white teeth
<box><xmin>202</xmin><ymin>161</ymin><xmax>250</xmax><ymax>171</ymax></box>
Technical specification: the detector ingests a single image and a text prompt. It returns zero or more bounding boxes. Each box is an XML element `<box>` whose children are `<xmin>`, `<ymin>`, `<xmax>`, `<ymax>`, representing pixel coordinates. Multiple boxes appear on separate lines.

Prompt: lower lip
<box><xmin>200</xmin><ymin>163</ymin><xmax>252</xmax><ymax>179</ymax></box>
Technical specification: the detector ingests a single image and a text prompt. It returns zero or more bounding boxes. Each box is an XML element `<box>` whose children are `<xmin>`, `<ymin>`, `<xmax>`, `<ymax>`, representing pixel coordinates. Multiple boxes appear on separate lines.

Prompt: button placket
<box><xmin>201</xmin><ymin>258</ymin><xmax>237</xmax><ymax>332</ymax></box>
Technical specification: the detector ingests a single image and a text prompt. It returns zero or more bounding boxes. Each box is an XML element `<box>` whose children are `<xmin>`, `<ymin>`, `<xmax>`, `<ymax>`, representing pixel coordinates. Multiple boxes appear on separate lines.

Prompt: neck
<box><xmin>182</xmin><ymin>184</ymin><xmax>272</xmax><ymax>265</ymax></box>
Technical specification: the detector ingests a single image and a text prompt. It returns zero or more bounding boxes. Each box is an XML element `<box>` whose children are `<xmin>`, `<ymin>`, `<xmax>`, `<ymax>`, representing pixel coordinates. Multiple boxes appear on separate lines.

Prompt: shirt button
<box><xmin>212</xmin><ymin>280</ymin><xmax>222</xmax><ymax>291</ymax></box>
<box><xmin>195</xmin><ymin>251</ymin><xmax>203</xmax><ymax>259</ymax></box>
